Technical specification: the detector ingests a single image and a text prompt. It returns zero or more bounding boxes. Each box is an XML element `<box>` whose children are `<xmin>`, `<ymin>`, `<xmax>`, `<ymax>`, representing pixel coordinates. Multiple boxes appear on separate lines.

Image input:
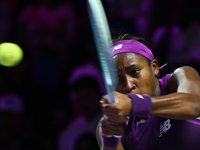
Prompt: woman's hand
<box><xmin>100</xmin><ymin>92</ymin><xmax>132</xmax><ymax>123</ymax></box>
<box><xmin>100</xmin><ymin>115</ymin><xmax>125</xmax><ymax>137</ymax></box>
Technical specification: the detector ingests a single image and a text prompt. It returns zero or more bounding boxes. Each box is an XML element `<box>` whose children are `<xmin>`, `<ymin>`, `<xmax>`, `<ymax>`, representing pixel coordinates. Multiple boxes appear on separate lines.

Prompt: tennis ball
<box><xmin>0</xmin><ymin>43</ymin><xmax>23</xmax><ymax>67</ymax></box>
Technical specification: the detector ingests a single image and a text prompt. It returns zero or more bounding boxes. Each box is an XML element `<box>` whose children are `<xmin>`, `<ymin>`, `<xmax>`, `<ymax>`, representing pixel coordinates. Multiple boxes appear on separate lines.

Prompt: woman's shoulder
<box><xmin>173</xmin><ymin>66</ymin><xmax>197</xmax><ymax>73</ymax></box>
<box><xmin>168</xmin><ymin>66</ymin><xmax>200</xmax><ymax>93</ymax></box>
<box><xmin>170</xmin><ymin>66</ymin><xmax>199</xmax><ymax>81</ymax></box>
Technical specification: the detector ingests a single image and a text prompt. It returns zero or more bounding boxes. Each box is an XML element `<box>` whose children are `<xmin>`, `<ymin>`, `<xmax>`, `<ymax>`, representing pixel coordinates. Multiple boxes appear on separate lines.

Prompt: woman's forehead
<box><xmin>113</xmin><ymin>53</ymin><xmax>145</xmax><ymax>66</ymax></box>
<box><xmin>113</xmin><ymin>53</ymin><xmax>148</xmax><ymax>72</ymax></box>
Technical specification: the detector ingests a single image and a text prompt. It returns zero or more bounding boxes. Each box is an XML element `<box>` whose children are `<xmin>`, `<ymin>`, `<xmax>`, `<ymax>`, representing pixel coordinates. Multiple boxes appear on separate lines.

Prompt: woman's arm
<box><xmin>151</xmin><ymin>92</ymin><xmax>200</xmax><ymax>119</ymax></box>
<box><xmin>150</xmin><ymin>66</ymin><xmax>200</xmax><ymax>119</ymax></box>
<box><xmin>96</xmin><ymin>116</ymin><xmax>125</xmax><ymax>150</ymax></box>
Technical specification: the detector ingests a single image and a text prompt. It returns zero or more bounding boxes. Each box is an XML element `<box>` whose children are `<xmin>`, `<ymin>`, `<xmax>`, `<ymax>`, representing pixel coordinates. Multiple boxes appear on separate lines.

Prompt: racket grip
<box><xmin>108</xmin><ymin>91</ymin><xmax>116</xmax><ymax>104</ymax></box>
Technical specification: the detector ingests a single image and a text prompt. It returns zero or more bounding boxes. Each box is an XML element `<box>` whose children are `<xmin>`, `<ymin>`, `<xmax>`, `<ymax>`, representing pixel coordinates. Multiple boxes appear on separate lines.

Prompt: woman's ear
<box><xmin>151</xmin><ymin>59</ymin><xmax>159</xmax><ymax>75</ymax></box>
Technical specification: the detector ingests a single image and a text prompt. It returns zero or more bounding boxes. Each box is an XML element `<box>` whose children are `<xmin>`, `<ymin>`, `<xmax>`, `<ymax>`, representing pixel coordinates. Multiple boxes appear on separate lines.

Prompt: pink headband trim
<box><xmin>111</xmin><ymin>40</ymin><xmax>154</xmax><ymax>60</ymax></box>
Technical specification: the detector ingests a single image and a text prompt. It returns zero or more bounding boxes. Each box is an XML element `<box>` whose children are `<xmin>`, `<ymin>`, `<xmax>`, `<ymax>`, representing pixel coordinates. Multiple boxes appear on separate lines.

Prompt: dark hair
<box><xmin>112</xmin><ymin>34</ymin><xmax>150</xmax><ymax>48</ymax></box>
<box><xmin>111</xmin><ymin>33</ymin><xmax>160</xmax><ymax>66</ymax></box>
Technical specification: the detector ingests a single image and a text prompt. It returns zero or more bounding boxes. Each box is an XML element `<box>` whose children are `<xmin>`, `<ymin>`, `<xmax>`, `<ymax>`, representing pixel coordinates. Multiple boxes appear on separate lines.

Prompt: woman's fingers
<box><xmin>101</xmin><ymin>92</ymin><xmax>132</xmax><ymax>123</ymax></box>
<box><xmin>100</xmin><ymin>115</ymin><xmax>125</xmax><ymax>136</ymax></box>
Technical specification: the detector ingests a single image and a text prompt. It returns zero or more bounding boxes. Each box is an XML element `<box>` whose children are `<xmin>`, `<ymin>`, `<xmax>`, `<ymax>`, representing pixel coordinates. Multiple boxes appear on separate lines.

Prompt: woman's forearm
<box><xmin>96</xmin><ymin>122</ymin><xmax>125</xmax><ymax>150</ymax></box>
<box><xmin>150</xmin><ymin>92</ymin><xmax>200</xmax><ymax>119</ymax></box>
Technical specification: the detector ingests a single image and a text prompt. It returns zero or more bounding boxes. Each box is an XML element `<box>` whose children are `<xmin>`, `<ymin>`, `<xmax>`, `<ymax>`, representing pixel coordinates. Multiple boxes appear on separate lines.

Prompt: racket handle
<box><xmin>108</xmin><ymin>90</ymin><xmax>116</xmax><ymax>104</ymax></box>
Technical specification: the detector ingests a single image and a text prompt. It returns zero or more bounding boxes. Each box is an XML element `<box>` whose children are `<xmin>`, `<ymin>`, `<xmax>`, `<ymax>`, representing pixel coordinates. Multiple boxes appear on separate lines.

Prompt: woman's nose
<box><xmin>123</xmin><ymin>76</ymin><xmax>136</xmax><ymax>93</ymax></box>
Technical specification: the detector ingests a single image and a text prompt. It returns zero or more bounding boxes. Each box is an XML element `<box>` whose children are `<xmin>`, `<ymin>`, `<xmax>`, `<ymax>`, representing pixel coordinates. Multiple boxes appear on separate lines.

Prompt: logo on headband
<box><xmin>112</xmin><ymin>44</ymin><xmax>123</xmax><ymax>52</ymax></box>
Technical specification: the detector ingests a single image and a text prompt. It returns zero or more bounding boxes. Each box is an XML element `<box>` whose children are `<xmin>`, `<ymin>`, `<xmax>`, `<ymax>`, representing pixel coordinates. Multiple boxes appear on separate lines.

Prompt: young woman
<box><xmin>96</xmin><ymin>34</ymin><xmax>200</xmax><ymax>150</ymax></box>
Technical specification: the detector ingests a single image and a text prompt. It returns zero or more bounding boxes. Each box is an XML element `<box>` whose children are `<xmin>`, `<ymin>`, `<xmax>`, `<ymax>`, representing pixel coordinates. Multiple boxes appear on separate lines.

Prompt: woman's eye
<box><xmin>131</xmin><ymin>70</ymin><xmax>140</xmax><ymax>76</ymax></box>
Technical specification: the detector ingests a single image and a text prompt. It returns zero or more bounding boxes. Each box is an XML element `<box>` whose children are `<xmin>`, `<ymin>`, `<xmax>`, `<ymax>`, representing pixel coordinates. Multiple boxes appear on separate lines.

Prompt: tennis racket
<box><xmin>87</xmin><ymin>0</ymin><xmax>117</xmax><ymax>104</ymax></box>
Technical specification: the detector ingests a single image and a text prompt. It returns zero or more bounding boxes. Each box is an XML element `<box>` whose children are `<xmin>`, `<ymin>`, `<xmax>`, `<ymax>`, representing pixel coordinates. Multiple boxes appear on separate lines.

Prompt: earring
<box><xmin>155</xmin><ymin>71</ymin><xmax>158</xmax><ymax>74</ymax></box>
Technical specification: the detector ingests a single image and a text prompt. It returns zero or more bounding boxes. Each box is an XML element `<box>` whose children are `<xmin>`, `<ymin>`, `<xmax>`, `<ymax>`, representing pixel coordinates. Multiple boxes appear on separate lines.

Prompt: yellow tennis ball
<box><xmin>0</xmin><ymin>43</ymin><xmax>23</xmax><ymax>67</ymax></box>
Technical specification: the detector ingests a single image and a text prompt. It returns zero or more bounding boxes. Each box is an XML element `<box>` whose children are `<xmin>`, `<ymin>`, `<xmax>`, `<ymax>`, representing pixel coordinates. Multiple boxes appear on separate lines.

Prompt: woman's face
<box><xmin>113</xmin><ymin>53</ymin><xmax>159</xmax><ymax>96</ymax></box>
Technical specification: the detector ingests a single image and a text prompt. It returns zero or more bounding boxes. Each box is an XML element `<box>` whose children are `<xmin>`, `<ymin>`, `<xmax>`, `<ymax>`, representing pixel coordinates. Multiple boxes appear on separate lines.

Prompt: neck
<box><xmin>153</xmin><ymin>78</ymin><xmax>161</xmax><ymax>97</ymax></box>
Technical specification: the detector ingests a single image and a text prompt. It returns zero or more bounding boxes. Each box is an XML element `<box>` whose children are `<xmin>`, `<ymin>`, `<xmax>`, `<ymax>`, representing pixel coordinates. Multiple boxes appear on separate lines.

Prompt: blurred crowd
<box><xmin>0</xmin><ymin>0</ymin><xmax>200</xmax><ymax>149</ymax></box>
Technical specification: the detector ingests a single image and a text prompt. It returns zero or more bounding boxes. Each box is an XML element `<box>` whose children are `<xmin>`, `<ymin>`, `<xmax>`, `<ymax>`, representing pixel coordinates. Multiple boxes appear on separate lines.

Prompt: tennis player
<box><xmin>96</xmin><ymin>34</ymin><xmax>200</xmax><ymax>150</ymax></box>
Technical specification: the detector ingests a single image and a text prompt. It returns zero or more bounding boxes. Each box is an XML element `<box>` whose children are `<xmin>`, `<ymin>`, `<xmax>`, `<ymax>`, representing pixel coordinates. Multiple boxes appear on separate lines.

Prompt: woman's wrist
<box><xmin>127</xmin><ymin>94</ymin><xmax>152</xmax><ymax>117</ymax></box>
<box><xmin>102</xmin><ymin>133</ymin><xmax>121</xmax><ymax>147</ymax></box>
